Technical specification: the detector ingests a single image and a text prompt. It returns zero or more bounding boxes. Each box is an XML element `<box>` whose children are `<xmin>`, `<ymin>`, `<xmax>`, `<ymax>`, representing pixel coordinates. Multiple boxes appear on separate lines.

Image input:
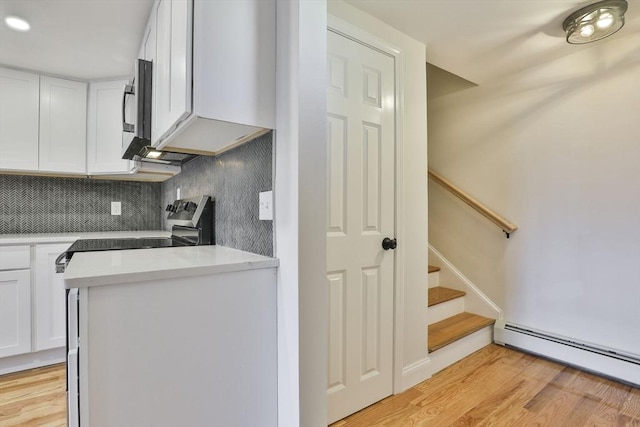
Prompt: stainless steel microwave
<box><xmin>122</xmin><ymin>58</ymin><xmax>152</xmax><ymax>159</ymax></box>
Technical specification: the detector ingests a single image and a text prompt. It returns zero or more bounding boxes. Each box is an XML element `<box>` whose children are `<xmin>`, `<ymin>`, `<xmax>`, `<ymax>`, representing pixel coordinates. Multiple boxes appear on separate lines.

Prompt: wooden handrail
<box><xmin>428</xmin><ymin>169</ymin><xmax>518</xmax><ymax>237</ymax></box>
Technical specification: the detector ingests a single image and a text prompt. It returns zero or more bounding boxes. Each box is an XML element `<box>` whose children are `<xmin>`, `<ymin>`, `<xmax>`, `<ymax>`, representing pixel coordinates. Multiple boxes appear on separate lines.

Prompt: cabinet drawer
<box><xmin>0</xmin><ymin>246</ymin><xmax>31</xmax><ymax>270</ymax></box>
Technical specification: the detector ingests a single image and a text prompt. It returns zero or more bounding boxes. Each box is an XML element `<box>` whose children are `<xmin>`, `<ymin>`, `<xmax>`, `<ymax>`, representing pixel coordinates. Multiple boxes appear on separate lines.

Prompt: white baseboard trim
<box><xmin>399</xmin><ymin>356</ymin><xmax>432</xmax><ymax>392</ymax></box>
<box><xmin>428</xmin><ymin>326</ymin><xmax>493</xmax><ymax>376</ymax></box>
<box><xmin>495</xmin><ymin>323</ymin><xmax>640</xmax><ymax>386</ymax></box>
<box><xmin>0</xmin><ymin>347</ymin><xmax>66</xmax><ymax>375</ymax></box>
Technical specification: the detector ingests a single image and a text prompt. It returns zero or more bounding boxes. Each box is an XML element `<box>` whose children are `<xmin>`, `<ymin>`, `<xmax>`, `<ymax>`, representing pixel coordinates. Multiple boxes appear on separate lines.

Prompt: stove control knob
<box><xmin>166</xmin><ymin>204</ymin><xmax>177</xmax><ymax>213</ymax></box>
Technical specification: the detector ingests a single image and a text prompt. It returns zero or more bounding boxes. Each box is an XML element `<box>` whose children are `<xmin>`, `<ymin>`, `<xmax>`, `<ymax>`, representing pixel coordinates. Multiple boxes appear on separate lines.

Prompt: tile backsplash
<box><xmin>0</xmin><ymin>175</ymin><xmax>161</xmax><ymax>234</ymax></box>
<box><xmin>161</xmin><ymin>132</ymin><xmax>273</xmax><ymax>256</ymax></box>
<box><xmin>1</xmin><ymin>133</ymin><xmax>274</xmax><ymax>257</ymax></box>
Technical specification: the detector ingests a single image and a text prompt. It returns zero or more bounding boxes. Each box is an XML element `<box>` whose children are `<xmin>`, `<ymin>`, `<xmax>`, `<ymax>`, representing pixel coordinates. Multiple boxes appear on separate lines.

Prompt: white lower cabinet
<box><xmin>0</xmin><ymin>270</ymin><xmax>31</xmax><ymax>357</ymax></box>
<box><xmin>0</xmin><ymin>243</ymin><xmax>70</xmax><ymax>373</ymax></box>
<box><xmin>0</xmin><ymin>271</ymin><xmax>31</xmax><ymax>358</ymax></box>
<box><xmin>35</xmin><ymin>244</ymin><xmax>69</xmax><ymax>351</ymax></box>
<box><xmin>0</xmin><ymin>245</ymin><xmax>32</xmax><ymax>359</ymax></box>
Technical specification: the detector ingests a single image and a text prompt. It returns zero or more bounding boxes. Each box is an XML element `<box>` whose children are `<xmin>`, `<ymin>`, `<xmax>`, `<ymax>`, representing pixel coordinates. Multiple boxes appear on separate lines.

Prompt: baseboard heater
<box><xmin>503</xmin><ymin>323</ymin><xmax>640</xmax><ymax>365</ymax></box>
<box><xmin>496</xmin><ymin>322</ymin><xmax>640</xmax><ymax>386</ymax></box>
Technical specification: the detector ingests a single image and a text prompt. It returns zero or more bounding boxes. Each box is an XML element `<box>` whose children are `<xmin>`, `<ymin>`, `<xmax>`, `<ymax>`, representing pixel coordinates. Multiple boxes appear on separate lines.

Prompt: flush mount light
<box><xmin>4</xmin><ymin>15</ymin><xmax>31</xmax><ymax>32</ymax></box>
<box><xmin>563</xmin><ymin>0</ymin><xmax>628</xmax><ymax>44</ymax></box>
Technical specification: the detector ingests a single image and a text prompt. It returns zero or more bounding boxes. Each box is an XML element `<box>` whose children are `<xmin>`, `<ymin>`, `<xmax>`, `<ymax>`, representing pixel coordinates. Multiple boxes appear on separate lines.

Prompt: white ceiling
<box><xmin>345</xmin><ymin>0</ymin><xmax>640</xmax><ymax>85</ymax></box>
<box><xmin>0</xmin><ymin>0</ymin><xmax>154</xmax><ymax>81</ymax></box>
<box><xmin>0</xmin><ymin>0</ymin><xmax>637</xmax><ymax>84</ymax></box>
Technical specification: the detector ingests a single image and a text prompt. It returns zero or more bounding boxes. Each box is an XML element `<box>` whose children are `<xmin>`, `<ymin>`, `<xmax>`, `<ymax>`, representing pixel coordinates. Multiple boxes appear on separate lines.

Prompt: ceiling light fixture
<box><xmin>4</xmin><ymin>15</ymin><xmax>31</xmax><ymax>32</ymax></box>
<box><xmin>563</xmin><ymin>0</ymin><xmax>627</xmax><ymax>44</ymax></box>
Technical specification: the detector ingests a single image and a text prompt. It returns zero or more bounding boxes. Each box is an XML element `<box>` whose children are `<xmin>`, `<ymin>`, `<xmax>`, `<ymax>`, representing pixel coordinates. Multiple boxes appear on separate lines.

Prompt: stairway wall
<box><xmin>427</xmin><ymin>35</ymin><xmax>640</xmax><ymax>357</ymax></box>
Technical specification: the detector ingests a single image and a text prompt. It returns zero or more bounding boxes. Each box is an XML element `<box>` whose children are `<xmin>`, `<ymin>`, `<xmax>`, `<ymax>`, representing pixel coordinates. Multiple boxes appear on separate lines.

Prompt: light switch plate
<box><xmin>111</xmin><ymin>201</ymin><xmax>121</xmax><ymax>216</ymax></box>
<box><xmin>259</xmin><ymin>191</ymin><xmax>273</xmax><ymax>221</ymax></box>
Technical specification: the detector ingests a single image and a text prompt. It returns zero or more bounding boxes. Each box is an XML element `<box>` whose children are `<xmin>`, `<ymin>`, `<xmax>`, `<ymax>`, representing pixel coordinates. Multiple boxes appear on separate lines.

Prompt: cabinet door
<box><xmin>141</xmin><ymin>10</ymin><xmax>159</xmax><ymax>149</ymax></box>
<box><xmin>34</xmin><ymin>244</ymin><xmax>69</xmax><ymax>351</ymax></box>
<box><xmin>87</xmin><ymin>81</ymin><xmax>134</xmax><ymax>174</ymax></box>
<box><xmin>142</xmin><ymin>10</ymin><xmax>157</xmax><ymax>62</ymax></box>
<box><xmin>0</xmin><ymin>270</ymin><xmax>31</xmax><ymax>358</ymax></box>
<box><xmin>153</xmin><ymin>0</ymin><xmax>192</xmax><ymax>146</ymax></box>
<box><xmin>39</xmin><ymin>76</ymin><xmax>87</xmax><ymax>174</ymax></box>
<box><xmin>0</xmin><ymin>68</ymin><xmax>39</xmax><ymax>171</ymax></box>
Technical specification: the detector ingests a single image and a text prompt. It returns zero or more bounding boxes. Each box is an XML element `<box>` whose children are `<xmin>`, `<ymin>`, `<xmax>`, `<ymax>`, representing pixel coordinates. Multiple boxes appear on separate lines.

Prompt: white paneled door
<box><xmin>327</xmin><ymin>29</ymin><xmax>396</xmax><ymax>424</ymax></box>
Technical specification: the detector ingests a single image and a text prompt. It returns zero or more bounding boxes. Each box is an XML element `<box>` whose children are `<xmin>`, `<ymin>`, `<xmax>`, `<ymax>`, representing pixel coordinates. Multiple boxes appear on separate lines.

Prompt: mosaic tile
<box><xmin>161</xmin><ymin>132</ymin><xmax>274</xmax><ymax>256</ymax></box>
<box><xmin>0</xmin><ymin>175</ymin><xmax>162</xmax><ymax>233</ymax></box>
<box><xmin>1</xmin><ymin>133</ymin><xmax>274</xmax><ymax>257</ymax></box>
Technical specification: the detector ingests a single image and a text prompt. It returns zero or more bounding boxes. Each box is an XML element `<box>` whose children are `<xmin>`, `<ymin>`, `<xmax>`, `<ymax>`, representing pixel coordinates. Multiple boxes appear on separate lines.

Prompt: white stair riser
<box><xmin>429</xmin><ymin>246</ymin><xmax>502</xmax><ymax>319</ymax></box>
<box><xmin>428</xmin><ymin>325</ymin><xmax>494</xmax><ymax>375</ymax></box>
<box><xmin>428</xmin><ymin>297</ymin><xmax>465</xmax><ymax>325</ymax></box>
<box><xmin>428</xmin><ymin>271</ymin><xmax>439</xmax><ymax>288</ymax></box>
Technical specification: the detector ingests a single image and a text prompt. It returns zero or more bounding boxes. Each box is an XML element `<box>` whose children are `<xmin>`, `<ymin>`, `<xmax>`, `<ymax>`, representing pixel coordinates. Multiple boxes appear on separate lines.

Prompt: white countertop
<box><xmin>63</xmin><ymin>245</ymin><xmax>278</xmax><ymax>289</ymax></box>
<box><xmin>0</xmin><ymin>230</ymin><xmax>170</xmax><ymax>245</ymax></box>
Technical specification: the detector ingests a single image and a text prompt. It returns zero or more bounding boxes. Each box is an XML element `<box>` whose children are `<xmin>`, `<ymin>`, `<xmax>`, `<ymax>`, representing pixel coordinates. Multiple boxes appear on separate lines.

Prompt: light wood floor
<box><xmin>0</xmin><ymin>363</ymin><xmax>66</xmax><ymax>427</ymax></box>
<box><xmin>332</xmin><ymin>344</ymin><xmax>640</xmax><ymax>427</ymax></box>
<box><xmin>1</xmin><ymin>346</ymin><xmax>638</xmax><ymax>427</ymax></box>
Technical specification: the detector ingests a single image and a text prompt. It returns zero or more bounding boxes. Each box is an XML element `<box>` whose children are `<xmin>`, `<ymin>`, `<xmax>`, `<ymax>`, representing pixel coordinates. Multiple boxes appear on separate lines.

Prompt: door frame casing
<box><xmin>328</xmin><ymin>14</ymin><xmax>407</xmax><ymax>395</ymax></box>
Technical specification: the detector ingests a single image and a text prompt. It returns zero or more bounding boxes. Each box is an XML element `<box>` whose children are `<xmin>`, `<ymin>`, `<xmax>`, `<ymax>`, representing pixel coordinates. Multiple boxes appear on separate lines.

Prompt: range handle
<box><xmin>55</xmin><ymin>251</ymin><xmax>67</xmax><ymax>273</ymax></box>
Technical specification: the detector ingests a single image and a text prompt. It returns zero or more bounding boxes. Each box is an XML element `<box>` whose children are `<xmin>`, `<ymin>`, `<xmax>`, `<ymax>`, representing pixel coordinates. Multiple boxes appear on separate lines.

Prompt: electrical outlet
<box><xmin>259</xmin><ymin>191</ymin><xmax>273</xmax><ymax>221</ymax></box>
<box><xmin>111</xmin><ymin>201</ymin><xmax>121</xmax><ymax>216</ymax></box>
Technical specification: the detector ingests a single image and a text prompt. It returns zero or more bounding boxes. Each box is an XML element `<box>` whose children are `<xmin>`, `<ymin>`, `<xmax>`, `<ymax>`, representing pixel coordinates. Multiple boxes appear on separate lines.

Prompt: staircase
<box><xmin>427</xmin><ymin>265</ymin><xmax>496</xmax><ymax>374</ymax></box>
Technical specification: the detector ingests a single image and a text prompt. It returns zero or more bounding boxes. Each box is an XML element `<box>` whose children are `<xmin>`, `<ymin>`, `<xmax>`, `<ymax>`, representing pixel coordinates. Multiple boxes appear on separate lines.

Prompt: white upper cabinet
<box><xmin>0</xmin><ymin>69</ymin><xmax>88</xmax><ymax>175</ymax></box>
<box><xmin>192</xmin><ymin>0</ymin><xmax>275</xmax><ymax>130</ymax></box>
<box><xmin>145</xmin><ymin>0</ymin><xmax>275</xmax><ymax>155</ymax></box>
<box><xmin>87</xmin><ymin>80</ymin><xmax>134</xmax><ymax>174</ymax></box>
<box><xmin>141</xmin><ymin>13</ymin><xmax>157</xmax><ymax>62</ymax></box>
<box><xmin>39</xmin><ymin>76</ymin><xmax>87</xmax><ymax>174</ymax></box>
<box><xmin>152</xmin><ymin>0</ymin><xmax>191</xmax><ymax>146</ymax></box>
<box><xmin>0</xmin><ymin>67</ymin><xmax>40</xmax><ymax>171</ymax></box>
<box><xmin>140</xmin><ymin>7</ymin><xmax>160</xmax><ymax>145</ymax></box>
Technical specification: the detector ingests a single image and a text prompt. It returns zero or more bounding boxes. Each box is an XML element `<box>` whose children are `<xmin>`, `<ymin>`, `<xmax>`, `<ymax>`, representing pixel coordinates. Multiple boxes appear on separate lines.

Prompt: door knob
<box><xmin>382</xmin><ymin>237</ymin><xmax>397</xmax><ymax>250</ymax></box>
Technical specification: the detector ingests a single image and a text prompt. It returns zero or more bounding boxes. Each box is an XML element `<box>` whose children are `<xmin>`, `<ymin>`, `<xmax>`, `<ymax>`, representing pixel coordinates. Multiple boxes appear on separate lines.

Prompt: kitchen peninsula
<box><xmin>64</xmin><ymin>245</ymin><xmax>278</xmax><ymax>427</ymax></box>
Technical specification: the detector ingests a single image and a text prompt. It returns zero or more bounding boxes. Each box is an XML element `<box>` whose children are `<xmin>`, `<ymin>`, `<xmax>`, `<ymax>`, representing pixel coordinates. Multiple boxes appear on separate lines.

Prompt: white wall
<box><xmin>328</xmin><ymin>0</ymin><xmax>429</xmax><ymax>390</ymax></box>
<box><xmin>428</xmin><ymin>34</ymin><xmax>640</xmax><ymax>356</ymax></box>
<box><xmin>275</xmin><ymin>1</ymin><xmax>327</xmax><ymax>426</ymax></box>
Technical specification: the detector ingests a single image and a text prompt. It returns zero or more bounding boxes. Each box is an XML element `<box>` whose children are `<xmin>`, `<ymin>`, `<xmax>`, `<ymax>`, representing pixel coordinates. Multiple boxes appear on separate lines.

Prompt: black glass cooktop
<box><xmin>66</xmin><ymin>237</ymin><xmax>193</xmax><ymax>255</ymax></box>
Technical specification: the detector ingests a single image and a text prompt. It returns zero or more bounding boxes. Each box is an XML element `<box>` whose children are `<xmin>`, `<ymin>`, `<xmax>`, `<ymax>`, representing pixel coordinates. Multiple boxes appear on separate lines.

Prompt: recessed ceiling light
<box><xmin>4</xmin><ymin>15</ymin><xmax>31</xmax><ymax>32</ymax></box>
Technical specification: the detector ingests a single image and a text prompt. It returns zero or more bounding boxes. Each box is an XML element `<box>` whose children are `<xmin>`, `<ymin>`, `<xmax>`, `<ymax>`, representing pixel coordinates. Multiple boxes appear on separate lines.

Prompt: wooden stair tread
<box><xmin>428</xmin><ymin>287</ymin><xmax>466</xmax><ymax>307</ymax></box>
<box><xmin>428</xmin><ymin>312</ymin><xmax>495</xmax><ymax>353</ymax></box>
<box><xmin>428</xmin><ymin>265</ymin><xmax>441</xmax><ymax>273</ymax></box>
